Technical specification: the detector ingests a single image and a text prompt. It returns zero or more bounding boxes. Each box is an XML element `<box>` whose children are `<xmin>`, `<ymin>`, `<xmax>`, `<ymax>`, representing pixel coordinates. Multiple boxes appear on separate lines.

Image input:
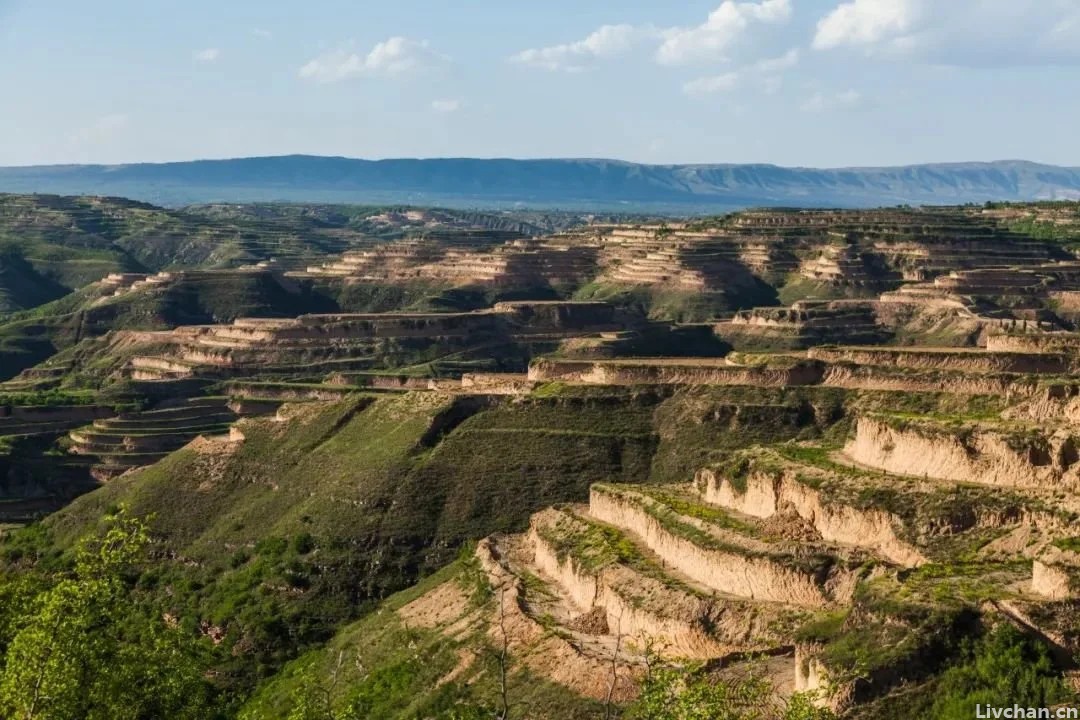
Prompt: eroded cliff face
<box><xmin>1003</xmin><ymin>385</ymin><xmax>1080</xmax><ymax>423</ymax></box>
<box><xmin>1032</xmin><ymin>560</ymin><xmax>1074</xmax><ymax>600</ymax></box>
<box><xmin>809</xmin><ymin>347</ymin><xmax>1074</xmax><ymax>375</ymax></box>
<box><xmin>695</xmin><ymin>468</ymin><xmax>926</xmax><ymax>568</ymax></box>
<box><xmin>1031</xmin><ymin>547</ymin><xmax>1080</xmax><ymax>600</ymax></box>
<box><xmin>527</xmin><ymin>359</ymin><xmax>825</xmax><ymax>387</ymax></box>
<box><xmin>794</xmin><ymin>645</ymin><xmax>847</xmax><ymax>712</ymax></box>
<box><xmin>587</xmin><ymin>488</ymin><xmax>844</xmax><ymax>607</ymax></box>
<box><xmin>527</xmin><ymin>516</ymin><xmax>749</xmax><ymax>659</ymax></box>
<box><xmin>820</xmin><ymin>364</ymin><xmax>1036</xmax><ymax>397</ymax></box>
<box><xmin>986</xmin><ymin>334</ymin><xmax>1080</xmax><ymax>354</ymax></box>
<box><xmin>844</xmin><ymin>416</ymin><xmax>1080</xmax><ymax>491</ymax></box>
<box><xmin>474</xmin><ymin>537</ymin><xmax>639</xmax><ymax>702</ymax></box>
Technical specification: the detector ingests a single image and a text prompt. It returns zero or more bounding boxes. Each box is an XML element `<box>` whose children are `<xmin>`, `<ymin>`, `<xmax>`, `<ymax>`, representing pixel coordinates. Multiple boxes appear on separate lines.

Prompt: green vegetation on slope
<box><xmin>0</xmin><ymin>271</ymin><xmax>341</xmax><ymax>383</ymax></box>
<box><xmin>0</xmin><ymin>193</ymin><xmax>363</xmax><ymax>285</ymax></box>
<box><xmin>849</xmin><ymin>624</ymin><xmax>1072</xmax><ymax>720</ymax></box>
<box><xmin>239</xmin><ymin>556</ymin><xmax>610</xmax><ymax>720</ymax></box>
<box><xmin>0</xmin><ymin>511</ymin><xmax>215</xmax><ymax>720</ymax></box>
<box><xmin>11</xmin><ymin>391</ymin><xmax>663</xmax><ymax>698</ymax></box>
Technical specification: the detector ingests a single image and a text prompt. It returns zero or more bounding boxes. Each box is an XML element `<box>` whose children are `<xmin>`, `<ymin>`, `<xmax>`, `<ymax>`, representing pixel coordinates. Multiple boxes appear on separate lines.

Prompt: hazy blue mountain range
<box><xmin>1</xmin><ymin>156</ymin><xmax>1078</xmax><ymax>210</ymax></box>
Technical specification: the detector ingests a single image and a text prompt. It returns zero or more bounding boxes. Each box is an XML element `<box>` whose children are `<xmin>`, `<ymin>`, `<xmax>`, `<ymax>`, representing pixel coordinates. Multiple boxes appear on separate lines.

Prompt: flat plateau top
<box><xmin>824</xmin><ymin>345</ymin><xmax>1058</xmax><ymax>355</ymax></box>
<box><xmin>560</xmin><ymin>357</ymin><xmax>735</xmax><ymax>367</ymax></box>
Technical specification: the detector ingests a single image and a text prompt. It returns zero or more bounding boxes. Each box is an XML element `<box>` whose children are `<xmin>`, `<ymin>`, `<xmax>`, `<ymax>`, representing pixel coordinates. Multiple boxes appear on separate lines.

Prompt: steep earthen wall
<box><xmin>1031</xmin><ymin>560</ymin><xmax>1074</xmax><ymax>600</ymax></box>
<box><xmin>809</xmin><ymin>347</ymin><xmax>1071</xmax><ymax>374</ymax></box>
<box><xmin>986</xmin><ymin>334</ymin><xmax>1080</xmax><ymax>354</ymax></box>
<box><xmin>695</xmin><ymin>468</ymin><xmax>926</xmax><ymax>568</ymax></box>
<box><xmin>844</xmin><ymin>417</ymin><xmax>1080</xmax><ymax>491</ymax></box>
<box><xmin>528</xmin><ymin>360</ymin><xmax>824</xmax><ymax>387</ymax></box>
<box><xmin>820</xmin><ymin>365</ymin><xmax>1035</xmax><ymax>397</ymax></box>
<box><xmin>528</xmin><ymin>520</ymin><xmax>744</xmax><ymax>658</ymax></box>
<box><xmin>1031</xmin><ymin>547</ymin><xmax>1078</xmax><ymax>600</ymax></box>
<box><xmin>459</xmin><ymin>373</ymin><xmax>535</xmax><ymax>395</ymax></box>
<box><xmin>795</xmin><ymin>645</ymin><xmax>837</xmax><ymax>709</ymax></box>
<box><xmin>588</xmin><ymin>488</ymin><xmax>833</xmax><ymax>606</ymax></box>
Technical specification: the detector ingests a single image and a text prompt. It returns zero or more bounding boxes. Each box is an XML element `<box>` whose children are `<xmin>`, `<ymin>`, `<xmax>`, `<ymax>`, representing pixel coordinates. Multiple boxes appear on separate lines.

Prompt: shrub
<box><xmin>928</xmin><ymin>624</ymin><xmax>1068</xmax><ymax>720</ymax></box>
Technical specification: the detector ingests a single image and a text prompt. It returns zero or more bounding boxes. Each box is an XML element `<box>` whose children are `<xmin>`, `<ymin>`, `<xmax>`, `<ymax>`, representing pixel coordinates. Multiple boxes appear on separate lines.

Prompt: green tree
<box><xmin>0</xmin><ymin>511</ymin><xmax>212</xmax><ymax>720</ymax></box>
<box><xmin>930</xmin><ymin>624</ymin><xmax>1069</xmax><ymax>720</ymax></box>
<box><xmin>0</xmin><ymin>571</ymin><xmax>44</xmax><ymax>655</ymax></box>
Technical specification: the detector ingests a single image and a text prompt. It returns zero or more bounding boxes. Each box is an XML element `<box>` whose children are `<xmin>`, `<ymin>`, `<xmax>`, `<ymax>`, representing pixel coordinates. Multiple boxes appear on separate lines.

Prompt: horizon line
<box><xmin>1</xmin><ymin>154</ymin><xmax>1077</xmax><ymax>173</ymax></box>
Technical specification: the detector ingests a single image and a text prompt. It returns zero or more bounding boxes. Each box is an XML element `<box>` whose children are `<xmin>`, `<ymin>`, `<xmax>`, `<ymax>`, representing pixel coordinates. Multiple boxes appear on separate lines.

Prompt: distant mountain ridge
<box><xmin>1</xmin><ymin>155</ymin><xmax>1078</xmax><ymax>210</ymax></box>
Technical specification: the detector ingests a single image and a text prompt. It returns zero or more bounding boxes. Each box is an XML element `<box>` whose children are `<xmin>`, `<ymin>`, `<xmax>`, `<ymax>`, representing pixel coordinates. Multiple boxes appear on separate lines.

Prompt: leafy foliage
<box><xmin>928</xmin><ymin>624</ymin><xmax>1069</xmax><ymax>720</ymax></box>
<box><xmin>0</xmin><ymin>510</ymin><xmax>214</xmax><ymax>720</ymax></box>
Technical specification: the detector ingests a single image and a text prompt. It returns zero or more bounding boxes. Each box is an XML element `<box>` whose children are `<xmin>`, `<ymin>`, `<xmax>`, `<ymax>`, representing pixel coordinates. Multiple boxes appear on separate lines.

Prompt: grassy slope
<box><xmin>240</xmin><ymin>557</ymin><xmax>605</xmax><ymax>720</ymax></box>
<box><xmin>4</xmin><ymin>380</ymin><xmax>1051</xmax><ymax>713</ymax></box>
<box><xmin>229</xmin><ymin>387</ymin><xmax>1049</xmax><ymax>719</ymax></box>
<box><xmin>32</xmin><ymin>391</ymin><xmax>664</xmax><ymax>692</ymax></box>
<box><xmin>0</xmin><ymin>252</ymin><xmax>74</xmax><ymax>312</ymax></box>
<box><xmin>0</xmin><ymin>194</ymin><xmax>362</xmax><ymax>284</ymax></box>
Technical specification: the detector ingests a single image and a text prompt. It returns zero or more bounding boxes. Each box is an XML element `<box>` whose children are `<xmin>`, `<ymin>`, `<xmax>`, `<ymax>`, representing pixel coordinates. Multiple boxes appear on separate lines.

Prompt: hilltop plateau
<box><xmin>0</xmin><ymin>197</ymin><xmax>1078</xmax><ymax>719</ymax></box>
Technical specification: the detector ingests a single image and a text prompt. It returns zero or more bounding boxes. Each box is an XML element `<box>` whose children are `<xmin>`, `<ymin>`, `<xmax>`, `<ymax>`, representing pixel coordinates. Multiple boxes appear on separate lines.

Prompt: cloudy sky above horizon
<box><xmin>1</xmin><ymin>0</ymin><xmax>1078</xmax><ymax>167</ymax></box>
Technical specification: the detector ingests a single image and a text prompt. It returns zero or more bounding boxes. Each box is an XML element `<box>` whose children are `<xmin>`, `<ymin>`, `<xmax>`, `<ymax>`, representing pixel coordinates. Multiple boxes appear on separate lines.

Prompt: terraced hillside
<box><xmin>0</xmin><ymin>193</ymin><xmax>354</xmax><ymax>292</ymax></box>
<box><xmin>256</xmin><ymin>350</ymin><xmax>1078</xmax><ymax>718</ymax></box>
<box><xmin>226</xmin><ymin>364</ymin><xmax>1079</xmax><ymax>718</ymax></box>
<box><xmin>0</xmin><ymin>195</ymin><xmax>609</xmax><ymax>314</ymax></box>
<box><xmin>67</xmin><ymin>398</ymin><xmax>244</xmax><ymax>481</ymax></box>
<box><xmin>1</xmin><ymin>199</ymin><xmax>1079</xmax><ymax>720</ymax></box>
<box><xmin>0</xmin><ymin>268</ymin><xmax>345</xmax><ymax>383</ymax></box>
<box><xmin>0</xmin><ymin>401</ymin><xmax>113</xmax><ymax>524</ymax></box>
<box><xmin>287</xmin><ymin>205</ymin><xmax>1079</xmax><ymax>323</ymax></box>
<box><xmin>1</xmin><ymin>200</ymin><xmax>1077</xmax><ymax>378</ymax></box>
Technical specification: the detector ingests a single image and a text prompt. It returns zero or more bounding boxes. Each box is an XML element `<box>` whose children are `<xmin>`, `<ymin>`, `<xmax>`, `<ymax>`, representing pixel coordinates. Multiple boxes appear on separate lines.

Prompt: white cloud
<box><xmin>657</xmin><ymin>0</ymin><xmax>792</xmax><ymax>66</ymax></box>
<box><xmin>511</xmin><ymin>24</ymin><xmax>644</xmax><ymax>72</ymax></box>
<box><xmin>193</xmin><ymin>48</ymin><xmax>221</xmax><ymax>63</ymax></box>
<box><xmin>683</xmin><ymin>48</ymin><xmax>799</xmax><ymax>97</ymax></box>
<box><xmin>431</xmin><ymin>98</ymin><xmax>463</xmax><ymax>114</ymax></box>
<box><xmin>683</xmin><ymin>72</ymin><xmax>741</xmax><ymax>97</ymax></box>
<box><xmin>510</xmin><ymin>2</ymin><xmax>793</xmax><ymax>75</ymax></box>
<box><xmin>813</xmin><ymin>0</ymin><xmax>1080</xmax><ymax>65</ymax></box>
<box><xmin>812</xmin><ymin>0</ymin><xmax>920</xmax><ymax>50</ymax></box>
<box><xmin>752</xmin><ymin>47</ymin><xmax>799</xmax><ymax>74</ymax></box>
<box><xmin>252</xmin><ymin>28</ymin><xmax>273</xmax><ymax>39</ymax></box>
<box><xmin>801</xmin><ymin>89</ymin><xmax>863</xmax><ymax>113</ymax></box>
<box><xmin>299</xmin><ymin>37</ymin><xmax>442</xmax><ymax>83</ymax></box>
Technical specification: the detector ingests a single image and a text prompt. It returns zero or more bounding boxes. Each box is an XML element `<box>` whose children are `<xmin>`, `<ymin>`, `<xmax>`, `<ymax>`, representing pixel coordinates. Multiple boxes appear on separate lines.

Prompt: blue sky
<box><xmin>1</xmin><ymin>0</ymin><xmax>1078</xmax><ymax>167</ymax></box>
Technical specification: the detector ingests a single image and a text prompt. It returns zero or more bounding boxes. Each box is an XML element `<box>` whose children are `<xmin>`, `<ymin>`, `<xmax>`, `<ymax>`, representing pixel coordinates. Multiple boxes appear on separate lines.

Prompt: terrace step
<box><xmin>94</xmin><ymin>412</ymin><xmax>237</xmax><ymax>431</ymax></box>
<box><xmin>808</xmin><ymin>346</ymin><xmax>1076</xmax><ymax>375</ymax></box>
<box><xmin>70</xmin><ymin>426</ymin><xmax>232</xmax><ymax>453</ymax></box>
<box><xmin>586</xmin><ymin>484</ymin><xmax>861</xmax><ymax>607</ymax></box>
<box><xmin>694</xmin><ymin>445</ymin><xmax>1073</xmax><ymax>567</ymax></box>
<box><xmin>843</xmin><ymin>414</ymin><xmax>1080</xmax><ymax>492</ymax></box>
<box><xmin>518</xmin><ymin>506</ymin><xmax>809</xmax><ymax>660</ymax></box>
<box><xmin>69</xmin><ymin>399</ymin><xmax>241</xmax><ymax>476</ymax></box>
